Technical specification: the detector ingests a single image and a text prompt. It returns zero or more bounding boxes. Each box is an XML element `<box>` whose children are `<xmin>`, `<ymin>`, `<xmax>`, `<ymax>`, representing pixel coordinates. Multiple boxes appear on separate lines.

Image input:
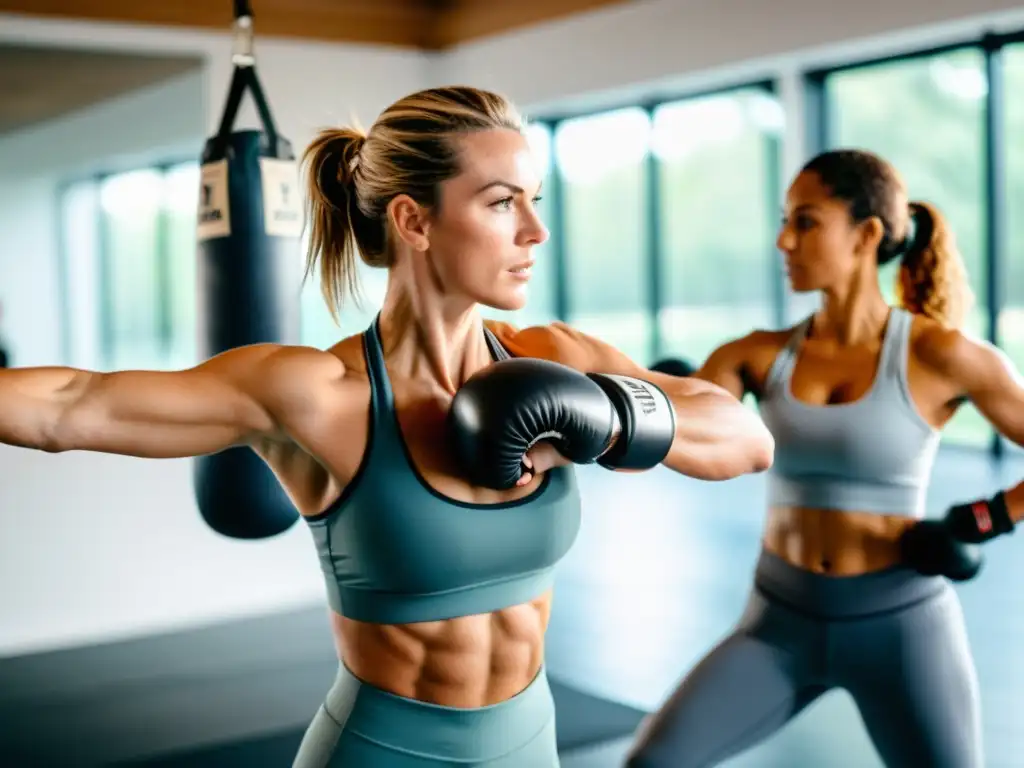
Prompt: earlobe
<box><xmin>388</xmin><ymin>194</ymin><xmax>431</xmax><ymax>252</ymax></box>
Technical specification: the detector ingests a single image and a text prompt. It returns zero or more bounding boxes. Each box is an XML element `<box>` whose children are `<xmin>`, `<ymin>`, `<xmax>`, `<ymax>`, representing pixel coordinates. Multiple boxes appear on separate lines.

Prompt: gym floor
<box><xmin>553</xmin><ymin>447</ymin><xmax>1024</xmax><ymax>767</ymax></box>
<box><xmin>1</xmin><ymin>447</ymin><xmax>1021</xmax><ymax>767</ymax></box>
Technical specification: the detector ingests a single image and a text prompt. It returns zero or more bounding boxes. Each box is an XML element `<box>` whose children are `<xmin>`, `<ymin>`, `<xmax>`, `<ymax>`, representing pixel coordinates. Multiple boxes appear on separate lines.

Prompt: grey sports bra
<box><xmin>757</xmin><ymin>308</ymin><xmax>940</xmax><ymax>518</ymax></box>
<box><xmin>304</xmin><ymin>316</ymin><xmax>583</xmax><ymax>624</ymax></box>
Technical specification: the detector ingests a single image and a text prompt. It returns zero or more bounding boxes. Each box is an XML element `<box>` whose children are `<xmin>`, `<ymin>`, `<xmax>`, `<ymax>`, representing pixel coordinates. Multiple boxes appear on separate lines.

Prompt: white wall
<box><xmin>0</xmin><ymin>15</ymin><xmax>429</xmax><ymax>656</ymax></box>
<box><xmin>2</xmin><ymin>0</ymin><xmax>1024</xmax><ymax>656</ymax></box>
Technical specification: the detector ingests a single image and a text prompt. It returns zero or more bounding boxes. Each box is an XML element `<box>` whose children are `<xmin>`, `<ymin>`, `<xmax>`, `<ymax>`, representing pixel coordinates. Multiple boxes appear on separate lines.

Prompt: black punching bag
<box><xmin>193</xmin><ymin>8</ymin><xmax>302</xmax><ymax>539</ymax></box>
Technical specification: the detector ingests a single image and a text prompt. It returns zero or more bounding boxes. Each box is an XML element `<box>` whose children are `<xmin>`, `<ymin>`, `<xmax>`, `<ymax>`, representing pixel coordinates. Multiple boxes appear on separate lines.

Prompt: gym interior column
<box><xmin>547</xmin><ymin>120</ymin><xmax>570</xmax><ymax>323</ymax></box>
<box><xmin>762</xmin><ymin>81</ymin><xmax>786</xmax><ymax>330</ymax></box>
<box><xmin>154</xmin><ymin>165</ymin><xmax>174</xmax><ymax>363</ymax></box>
<box><xmin>982</xmin><ymin>33</ymin><xmax>1007</xmax><ymax>458</ymax></box>
<box><xmin>643</xmin><ymin>103</ymin><xmax>663</xmax><ymax>363</ymax></box>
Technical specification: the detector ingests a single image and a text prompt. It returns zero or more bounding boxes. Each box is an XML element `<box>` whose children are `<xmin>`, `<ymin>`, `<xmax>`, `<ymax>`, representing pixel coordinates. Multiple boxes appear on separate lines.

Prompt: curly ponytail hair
<box><xmin>801</xmin><ymin>149</ymin><xmax>974</xmax><ymax>328</ymax></box>
<box><xmin>896</xmin><ymin>201</ymin><xmax>972</xmax><ymax>328</ymax></box>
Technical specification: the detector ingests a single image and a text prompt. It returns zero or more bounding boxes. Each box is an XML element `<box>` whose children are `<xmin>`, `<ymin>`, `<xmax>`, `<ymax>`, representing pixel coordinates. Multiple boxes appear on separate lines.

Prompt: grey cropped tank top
<box><xmin>304</xmin><ymin>316</ymin><xmax>582</xmax><ymax>625</ymax></box>
<box><xmin>757</xmin><ymin>308</ymin><xmax>940</xmax><ymax>518</ymax></box>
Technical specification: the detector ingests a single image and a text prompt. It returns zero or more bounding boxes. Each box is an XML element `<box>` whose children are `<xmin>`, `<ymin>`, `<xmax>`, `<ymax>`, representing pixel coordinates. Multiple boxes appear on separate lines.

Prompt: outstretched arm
<box><xmin>692</xmin><ymin>335</ymin><xmax>755</xmax><ymax>401</ymax></box>
<box><xmin>0</xmin><ymin>344</ymin><xmax>339</xmax><ymax>459</ymax></box>
<box><xmin>943</xmin><ymin>331</ymin><xmax>1024</xmax><ymax>523</ymax></box>
<box><xmin>912</xmin><ymin>328</ymin><xmax>1024</xmax><ymax>547</ymax></box>
<box><xmin>499</xmin><ymin>322</ymin><xmax>774</xmax><ymax>481</ymax></box>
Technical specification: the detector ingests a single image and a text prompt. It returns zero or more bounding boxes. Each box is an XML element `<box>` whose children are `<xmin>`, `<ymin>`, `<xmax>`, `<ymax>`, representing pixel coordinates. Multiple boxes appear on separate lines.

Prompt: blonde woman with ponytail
<box><xmin>627</xmin><ymin>149</ymin><xmax>1024</xmax><ymax>768</ymax></box>
<box><xmin>0</xmin><ymin>86</ymin><xmax>774</xmax><ymax>766</ymax></box>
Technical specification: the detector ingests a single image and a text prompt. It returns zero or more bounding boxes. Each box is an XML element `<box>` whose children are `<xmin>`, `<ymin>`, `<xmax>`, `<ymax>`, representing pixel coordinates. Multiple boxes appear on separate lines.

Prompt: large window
<box><xmin>654</xmin><ymin>87</ymin><xmax>783</xmax><ymax>368</ymax></box>
<box><xmin>89</xmin><ymin>162</ymin><xmax>199</xmax><ymax>371</ymax></box>
<box><xmin>556</xmin><ymin>107</ymin><xmax>653</xmax><ymax>364</ymax></box>
<box><xmin>57</xmin><ymin>37</ymin><xmax>1020</xmax><ymax>458</ymax></box>
<box><xmin>163</xmin><ymin>164</ymin><xmax>200</xmax><ymax>368</ymax></box>
<box><xmin>59</xmin><ymin>181</ymin><xmax>102</xmax><ymax>368</ymax></box>
<box><xmin>1002</xmin><ymin>45</ymin><xmax>1024</xmax><ymax>454</ymax></box>
<box><xmin>98</xmin><ymin>170</ymin><xmax>165</xmax><ymax>370</ymax></box>
<box><xmin>824</xmin><ymin>49</ymin><xmax>991</xmax><ymax>448</ymax></box>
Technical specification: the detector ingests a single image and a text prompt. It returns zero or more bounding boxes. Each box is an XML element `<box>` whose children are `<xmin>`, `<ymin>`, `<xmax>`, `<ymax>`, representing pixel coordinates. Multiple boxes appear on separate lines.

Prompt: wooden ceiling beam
<box><xmin>0</xmin><ymin>0</ymin><xmax>435</xmax><ymax>49</ymax></box>
<box><xmin>0</xmin><ymin>0</ymin><xmax>631</xmax><ymax>50</ymax></box>
<box><xmin>431</xmin><ymin>0</ymin><xmax>628</xmax><ymax>49</ymax></box>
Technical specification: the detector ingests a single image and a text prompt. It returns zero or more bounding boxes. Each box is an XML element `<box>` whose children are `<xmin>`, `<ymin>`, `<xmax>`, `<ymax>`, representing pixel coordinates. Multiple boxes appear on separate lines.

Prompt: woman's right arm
<box><xmin>0</xmin><ymin>344</ymin><xmax>338</xmax><ymax>458</ymax></box>
<box><xmin>692</xmin><ymin>335</ymin><xmax>754</xmax><ymax>401</ymax></box>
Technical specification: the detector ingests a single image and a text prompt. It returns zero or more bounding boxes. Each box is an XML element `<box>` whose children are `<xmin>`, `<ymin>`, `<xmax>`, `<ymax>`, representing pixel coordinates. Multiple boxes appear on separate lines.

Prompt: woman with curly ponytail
<box><xmin>628</xmin><ymin>148</ymin><xmax>1024</xmax><ymax>768</ymax></box>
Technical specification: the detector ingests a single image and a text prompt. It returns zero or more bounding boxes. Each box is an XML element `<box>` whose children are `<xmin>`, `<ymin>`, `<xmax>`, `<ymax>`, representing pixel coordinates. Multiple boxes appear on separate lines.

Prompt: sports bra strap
<box><xmin>364</xmin><ymin>315</ymin><xmax>394</xmax><ymax>416</ymax></box>
<box><xmin>483</xmin><ymin>325</ymin><xmax>512</xmax><ymax>361</ymax></box>
<box><xmin>762</xmin><ymin>316</ymin><xmax>812</xmax><ymax>398</ymax></box>
<box><xmin>877</xmin><ymin>308</ymin><xmax>908</xmax><ymax>381</ymax></box>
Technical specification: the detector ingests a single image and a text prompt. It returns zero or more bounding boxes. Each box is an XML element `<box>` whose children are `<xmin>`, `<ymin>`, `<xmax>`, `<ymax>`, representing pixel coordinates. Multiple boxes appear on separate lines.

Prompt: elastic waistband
<box><xmin>326</xmin><ymin>663</ymin><xmax>554</xmax><ymax>761</ymax></box>
<box><xmin>754</xmin><ymin>549</ymin><xmax>945</xmax><ymax>619</ymax></box>
<box><xmin>329</xmin><ymin>569</ymin><xmax>557</xmax><ymax>625</ymax></box>
<box><xmin>766</xmin><ymin>474</ymin><xmax>926</xmax><ymax>518</ymax></box>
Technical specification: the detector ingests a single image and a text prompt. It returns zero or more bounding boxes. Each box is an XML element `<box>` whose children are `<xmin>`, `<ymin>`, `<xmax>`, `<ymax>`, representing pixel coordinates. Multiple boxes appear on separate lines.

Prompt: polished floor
<box><xmin>550</xmin><ymin>447</ymin><xmax>1024</xmax><ymax>767</ymax></box>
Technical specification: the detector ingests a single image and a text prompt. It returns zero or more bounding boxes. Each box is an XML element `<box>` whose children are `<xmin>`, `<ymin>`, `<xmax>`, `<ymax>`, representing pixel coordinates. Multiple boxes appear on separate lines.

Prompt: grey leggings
<box><xmin>626</xmin><ymin>550</ymin><xmax>982</xmax><ymax>768</ymax></box>
<box><xmin>292</xmin><ymin>662</ymin><xmax>558</xmax><ymax>766</ymax></box>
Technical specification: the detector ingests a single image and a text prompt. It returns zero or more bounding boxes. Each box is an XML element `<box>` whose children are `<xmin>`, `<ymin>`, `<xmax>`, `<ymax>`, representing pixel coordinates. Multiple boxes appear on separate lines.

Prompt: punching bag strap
<box><xmin>208</xmin><ymin>0</ymin><xmax>283</xmax><ymax>160</ymax></box>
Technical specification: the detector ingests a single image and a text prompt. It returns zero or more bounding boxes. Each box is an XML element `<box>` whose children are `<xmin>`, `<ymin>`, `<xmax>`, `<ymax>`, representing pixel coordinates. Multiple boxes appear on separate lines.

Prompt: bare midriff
<box><xmin>763</xmin><ymin>505</ymin><xmax>918</xmax><ymax>575</ymax></box>
<box><xmin>330</xmin><ymin>589</ymin><xmax>553</xmax><ymax>708</ymax></box>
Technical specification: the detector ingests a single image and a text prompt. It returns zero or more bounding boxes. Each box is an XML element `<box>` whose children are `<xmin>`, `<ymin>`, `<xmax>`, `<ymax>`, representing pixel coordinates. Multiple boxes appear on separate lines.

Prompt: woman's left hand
<box><xmin>516</xmin><ymin>441</ymin><xmax>573</xmax><ymax>486</ymax></box>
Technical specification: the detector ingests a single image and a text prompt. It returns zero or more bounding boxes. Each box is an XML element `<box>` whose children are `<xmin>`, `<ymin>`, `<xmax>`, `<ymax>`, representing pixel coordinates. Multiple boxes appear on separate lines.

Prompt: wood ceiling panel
<box><xmin>431</xmin><ymin>0</ymin><xmax>629</xmax><ymax>48</ymax></box>
<box><xmin>0</xmin><ymin>0</ymin><xmax>632</xmax><ymax>48</ymax></box>
<box><xmin>0</xmin><ymin>0</ymin><xmax>435</xmax><ymax>48</ymax></box>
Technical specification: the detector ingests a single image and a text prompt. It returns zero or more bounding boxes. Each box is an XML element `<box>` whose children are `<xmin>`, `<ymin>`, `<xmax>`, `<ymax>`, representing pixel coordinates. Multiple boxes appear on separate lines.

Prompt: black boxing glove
<box><xmin>941</xmin><ymin>491</ymin><xmax>1016</xmax><ymax>543</ymax></box>
<box><xmin>899</xmin><ymin>492</ymin><xmax>1014</xmax><ymax>581</ymax></box>
<box><xmin>899</xmin><ymin>520</ymin><xmax>984</xmax><ymax>582</ymax></box>
<box><xmin>448</xmin><ymin>358</ymin><xmax>676</xmax><ymax>490</ymax></box>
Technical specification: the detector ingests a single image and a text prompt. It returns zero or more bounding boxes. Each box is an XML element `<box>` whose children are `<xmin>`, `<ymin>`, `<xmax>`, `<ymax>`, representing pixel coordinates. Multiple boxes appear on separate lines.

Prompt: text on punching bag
<box><xmin>197</xmin><ymin>159</ymin><xmax>232</xmax><ymax>241</ymax></box>
<box><xmin>260</xmin><ymin>158</ymin><xmax>303</xmax><ymax>238</ymax></box>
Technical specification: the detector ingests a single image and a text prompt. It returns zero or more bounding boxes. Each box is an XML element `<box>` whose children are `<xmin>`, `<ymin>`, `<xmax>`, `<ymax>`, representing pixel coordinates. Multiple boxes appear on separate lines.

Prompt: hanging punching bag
<box><xmin>193</xmin><ymin>3</ymin><xmax>302</xmax><ymax>539</ymax></box>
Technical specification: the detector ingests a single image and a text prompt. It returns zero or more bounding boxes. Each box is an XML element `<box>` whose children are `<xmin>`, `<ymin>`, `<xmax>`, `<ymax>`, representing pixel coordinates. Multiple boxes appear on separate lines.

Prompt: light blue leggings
<box><xmin>626</xmin><ymin>550</ymin><xmax>983</xmax><ymax>768</ymax></box>
<box><xmin>293</xmin><ymin>663</ymin><xmax>559</xmax><ymax>766</ymax></box>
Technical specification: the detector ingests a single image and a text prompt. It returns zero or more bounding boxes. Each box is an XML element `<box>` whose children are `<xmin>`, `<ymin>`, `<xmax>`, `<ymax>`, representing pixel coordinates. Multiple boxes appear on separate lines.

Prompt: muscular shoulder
<box><xmin>908</xmin><ymin>314</ymin><xmax>1019</xmax><ymax>398</ymax></box>
<box><xmin>259</xmin><ymin>343</ymin><xmax>348</xmax><ymax>380</ymax></box>
<box><xmin>908</xmin><ymin>316</ymin><xmax>962</xmax><ymax>371</ymax></box>
<box><xmin>210</xmin><ymin>342</ymin><xmax>352</xmax><ymax>414</ymax></box>
<box><xmin>326</xmin><ymin>332</ymin><xmax>369</xmax><ymax>377</ymax></box>
<box><xmin>693</xmin><ymin>326</ymin><xmax>791</xmax><ymax>399</ymax></box>
<box><xmin>908</xmin><ymin>312</ymin><xmax>994</xmax><ymax>373</ymax></box>
<box><xmin>719</xmin><ymin>328</ymin><xmax>788</xmax><ymax>357</ymax></box>
<box><xmin>700</xmin><ymin>327</ymin><xmax>789</xmax><ymax>373</ymax></box>
<box><xmin>487</xmin><ymin>320</ymin><xmax>621</xmax><ymax>370</ymax></box>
